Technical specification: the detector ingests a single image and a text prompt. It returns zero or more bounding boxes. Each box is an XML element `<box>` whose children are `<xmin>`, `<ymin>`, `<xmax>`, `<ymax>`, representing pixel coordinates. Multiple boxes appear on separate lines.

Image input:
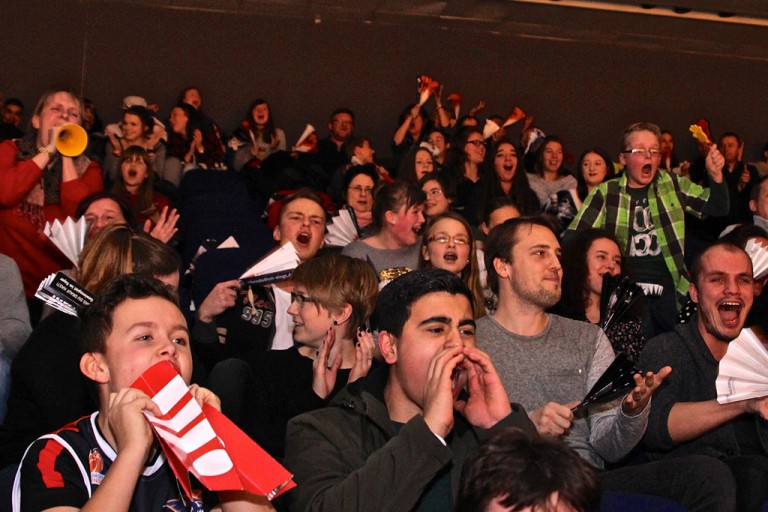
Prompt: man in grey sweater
<box><xmin>477</xmin><ymin>216</ymin><xmax>735</xmax><ymax>512</ymax></box>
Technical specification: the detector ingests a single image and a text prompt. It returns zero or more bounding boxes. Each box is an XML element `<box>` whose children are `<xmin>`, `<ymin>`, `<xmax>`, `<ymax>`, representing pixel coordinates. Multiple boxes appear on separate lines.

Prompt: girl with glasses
<box><xmin>418</xmin><ymin>212</ymin><xmax>486</xmax><ymax>318</ymax></box>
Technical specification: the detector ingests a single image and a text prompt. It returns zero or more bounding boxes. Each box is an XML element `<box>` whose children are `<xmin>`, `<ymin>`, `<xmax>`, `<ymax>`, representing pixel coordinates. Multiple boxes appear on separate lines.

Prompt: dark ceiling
<box><xmin>95</xmin><ymin>0</ymin><xmax>768</xmax><ymax>61</ymax></box>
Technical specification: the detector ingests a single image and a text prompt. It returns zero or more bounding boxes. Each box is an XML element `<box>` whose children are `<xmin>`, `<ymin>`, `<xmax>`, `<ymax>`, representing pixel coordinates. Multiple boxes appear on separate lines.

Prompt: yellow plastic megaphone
<box><xmin>55</xmin><ymin>123</ymin><xmax>88</xmax><ymax>157</ymax></box>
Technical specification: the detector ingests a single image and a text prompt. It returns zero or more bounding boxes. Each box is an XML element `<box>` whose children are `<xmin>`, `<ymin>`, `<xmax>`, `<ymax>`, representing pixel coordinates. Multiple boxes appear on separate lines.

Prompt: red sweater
<box><xmin>0</xmin><ymin>140</ymin><xmax>103</xmax><ymax>296</ymax></box>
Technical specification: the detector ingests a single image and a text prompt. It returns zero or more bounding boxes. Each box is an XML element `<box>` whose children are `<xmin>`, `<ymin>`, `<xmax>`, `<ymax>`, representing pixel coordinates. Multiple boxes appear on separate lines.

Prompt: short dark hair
<box><xmin>372</xmin><ymin>181</ymin><xmax>426</xmax><ymax>231</ymax></box>
<box><xmin>342</xmin><ymin>164</ymin><xmax>379</xmax><ymax>194</ymax></box>
<box><xmin>719</xmin><ymin>131</ymin><xmax>742</xmax><ymax>147</ymax></box>
<box><xmin>373</xmin><ymin>268</ymin><xmax>473</xmax><ymax>338</ymax></box>
<box><xmin>75</xmin><ymin>192</ymin><xmax>136</xmax><ymax>227</ymax></box>
<box><xmin>484</xmin><ymin>216</ymin><xmax>558</xmax><ymax>295</ymax></box>
<box><xmin>689</xmin><ymin>241</ymin><xmax>751</xmax><ymax>289</ymax></box>
<box><xmin>455</xmin><ymin>428</ymin><xmax>601</xmax><ymax>512</ymax></box>
<box><xmin>418</xmin><ymin>171</ymin><xmax>456</xmax><ymax>202</ymax></box>
<box><xmin>3</xmin><ymin>98</ymin><xmax>23</xmax><ymax>110</ymax></box>
<box><xmin>80</xmin><ymin>273</ymin><xmax>179</xmax><ymax>355</ymax></box>
<box><xmin>344</xmin><ymin>136</ymin><xmax>371</xmax><ymax>160</ymax></box>
<box><xmin>329</xmin><ymin>107</ymin><xmax>355</xmax><ymax>123</ymax></box>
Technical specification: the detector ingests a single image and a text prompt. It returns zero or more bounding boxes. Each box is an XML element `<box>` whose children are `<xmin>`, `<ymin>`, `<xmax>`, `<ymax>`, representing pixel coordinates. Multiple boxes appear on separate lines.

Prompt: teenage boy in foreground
<box><xmin>14</xmin><ymin>274</ymin><xmax>273</xmax><ymax>511</ymax></box>
<box><xmin>283</xmin><ymin>268</ymin><xmax>536</xmax><ymax>512</ymax></box>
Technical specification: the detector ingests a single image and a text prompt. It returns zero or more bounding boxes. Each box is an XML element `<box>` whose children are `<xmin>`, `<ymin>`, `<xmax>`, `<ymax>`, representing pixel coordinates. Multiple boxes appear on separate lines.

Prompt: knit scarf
<box><xmin>15</xmin><ymin>133</ymin><xmax>91</xmax><ymax>229</ymax></box>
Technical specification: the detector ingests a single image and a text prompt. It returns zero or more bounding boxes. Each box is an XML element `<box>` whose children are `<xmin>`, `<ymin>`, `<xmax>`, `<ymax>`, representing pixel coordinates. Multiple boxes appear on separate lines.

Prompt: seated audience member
<box><xmin>0</xmin><ymin>223</ymin><xmax>180</xmax><ymax>472</ymax></box>
<box><xmin>455</xmin><ymin>428</ymin><xmax>601</xmax><ymax>512</ymax></box>
<box><xmin>81</xmin><ymin>98</ymin><xmax>107</xmax><ymax>164</ymax></box>
<box><xmin>316</xmin><ymin>108</ymin><xmax>355</xmax><ymax>179</ymax></box>
<box><xmin>0</xmin><ymin>88</ymin><xmax>103</xmax><ymax>321</ymax></box>
<box><xmin>231</xmin><ymin>99</ymin><xmax>286</xmax><ymax>171</ymax></box>
<box><xmin>192</xmin><ymin>189</ymin><xmax>326</xmax><ymax>366</ymax></box>
<box><xmin>751</xmin><ymin>142</ymin><xmax>768</xmax><ymax>177</ymax></box>
<box><xmin>13</xmin><ymin>273</ymin><xmax>273</xmax><ymax>511</ymax></box>
<box><xmin>692</xmin><ymin>131</ymin><xmax>760</xmax><ymax>241</ymax></box>
<box><xmin>471</xmin><ymin>141</ymin><xmax>540</xmax><ymax>223</ymax></box>
<box><xmin>555</xmin><ymin>229</ymin><xmax>646</xmax><ymax>361</ymax></box>
<box><xmin>103</xmin><ymin>105</ymin><xmax>170</xmax><ymax>187</ymax></box>
<box><xmin>0</xmin><ymin>98</ymin><xmax>24</xmax><ymax>142</ymax></box>
<box><xmin>341</xmin><ymin>181</ymin><xmax>425</xmax><ymax>280</ymax></box>
<box><xmin>112</xmin><ymin>145</ymin><xmax>171</xmax><ymax>228</ymax></box>
<box><xmin>283</xmin><ymin>268</ymin><xmax>536</xmax><ymax>511</ymax></box>
<box><xmin>640</xmin><ymin>241</ymin><xmax>768</xmax><ymax>512</ymax></box>
<box><xmin>208</xmin><ymin>254</ymin><xmax>378</xmax><ymax>459</ymax></box>
<box><xmin>478</xmin><ymin>216</ymin><xmax>735</xmax><ymax>511</ymax></box>
<box><xmin>442</xmin><ymin>127</ymin><xmax>486</xmax><ymax>224</ymax></box>
<box><xmin>0</xmin><ymin>254</ymin><xmax>32</xmax><ymax>423</ymax></box>
<box><xmin>424</xmin><ymin>127</ymin><xmax>450</xmax><ymax>168</ymax></box>
<box><xmin>659</xmin><ymin>129</ymin><xmax>689</xmax><ymax>177</ymax></box>
<box><xmin>177</xmin><ymin>85</ymin><xmax>226</xmax><ymax>152</ymax></box>
<box><xmin>419</xmin><ymin>171</ymin><xmax>456</xmax><ymax>219</ymax></box>
<box><xmin>527</xmin><ymin>136</ymin><xmax>577</xmax><ymax>208</ymax></box>
<box><xmin>397</xmin><ymin>146</ymin><xmax>435</xmax><ymax>184</ymax></box>
<box><xmin>76</xmin><ymin>191</ymin><xmax>179</xmax><ymax>243</ymax></box>
<box><xmin>575</xmin><ymin>147</ymin><xmax>616</xmax><ymax>202</ymax></box>
<box><xmin>340</xmin><ymin>164</ymin><xmax>379</xmax><ymax>234</ymax></box>
<box><xmin>392</xmin><ymin>104</ymin><xmax>430</xmax><ymax>173</ymax></box>
<box><xmin>167</xmin><ymin>102</ymin><xmax>225</xmax><ymax>175</ymax></box>
<box><xmin>748</xmin><ymin>174</ymin><xmax>768</xmax><ymax>233</ymax></box>
<box><xmin>327</xmin><ymin>136</ymin><xmax>390</xmax><ymax>203</ymax></box>
<box><xmin>419</xmin><ymin>212</ymin><xmax>486</xmax><ymax>318</ymax></box>
<box><xmin>567</xmin><ymin>122</ymin><xmax>728</xmax><ymax>337</ymax></box>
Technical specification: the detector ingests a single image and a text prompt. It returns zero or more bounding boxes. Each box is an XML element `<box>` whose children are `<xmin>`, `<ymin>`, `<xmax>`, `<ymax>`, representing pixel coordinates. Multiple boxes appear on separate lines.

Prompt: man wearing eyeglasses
<box><xmin>568</xmin><ymin>122</ymin><xmax>728</xmax><ymax>336</ymax></box>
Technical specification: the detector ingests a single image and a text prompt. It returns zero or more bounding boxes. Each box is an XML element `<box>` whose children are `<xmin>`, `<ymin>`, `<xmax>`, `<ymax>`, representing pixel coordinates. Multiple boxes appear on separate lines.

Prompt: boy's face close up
<box><xmin>99</xmin><ymin>296</ymin><xmax>193</xmax><ymax>391</ymax></box>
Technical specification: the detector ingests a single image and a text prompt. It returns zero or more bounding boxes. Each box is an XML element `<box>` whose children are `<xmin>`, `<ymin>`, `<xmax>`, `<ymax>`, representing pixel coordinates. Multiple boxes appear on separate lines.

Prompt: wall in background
<box><xmin>2</xmin><ymin>0</ymin><xmax>765</xmax><ymax>164</ymax></box>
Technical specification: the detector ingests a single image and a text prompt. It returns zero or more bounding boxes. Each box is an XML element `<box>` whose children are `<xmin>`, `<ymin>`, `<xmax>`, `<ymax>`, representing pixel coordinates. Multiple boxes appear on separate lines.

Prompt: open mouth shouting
<box><xmin>718</xmin><ymin>300</ymin><xmax>744</xmax><ymax>329</ymax></box>
<box><xmin>451</xmin><ymin>366</ymin><xmax>467</xmax><ymax>400</ymax></box>
<box><xmin>296</xmin><ymin>231</ymin><xmax>311</xmax><ymax>246</ymax></box>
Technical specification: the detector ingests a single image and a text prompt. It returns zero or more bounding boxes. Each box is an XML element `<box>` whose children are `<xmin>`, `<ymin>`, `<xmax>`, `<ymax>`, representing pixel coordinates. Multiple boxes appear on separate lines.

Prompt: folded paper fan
<box><xmin>294</xmin><ymin>123</ymin><xmax>316</xmax><ymax>152</ymax></box>
<box><xmin>132</xmin><ymin>361</ymin><xmax>295</xmax><ymax>500</ymax></box>
<box><xmin>326</xmin><ymin>208</ymin><xmax>359</xmax><ymax>247</ymax></box>
<box><xmin>717</xmin><ymin>328</ymin><xmax>768</xmax><ymax>404</ymax></box>
<box><xmin>745</xmin><ymin>238</ymin><xmax>768</xmax><ymax>280</ymax></box>
<box><xmin>239</xmin><ymin>242</ymin><xmax>299</xmax><ymax>286</ymax></box>
<box><xmin>482</xmin><ymin>119</ymin><xmax>501</xmax><ymax>140</ymax></box>
<box><xmin>417</xmin><ymin>75</ymin><xmax>440</xmax><ymax>106</ymax></box>
<box><xmin>447</xmin><ymin>93</ymin><xmax>462</xmax><ymax>119</ymax></box>
<box><xmin>502</xmin><ymin>106</ymin><xmax>526</xmax><ymax>128</ymax></box>
<box><xmin>572</xmin><ymin>352</ymin><xmax>640</xmax><ymax>413</ymax></box>
<box><xmin>44</xmin><ymin>217</ymin><xmax>87</xmax><ymax>267</ymax></box>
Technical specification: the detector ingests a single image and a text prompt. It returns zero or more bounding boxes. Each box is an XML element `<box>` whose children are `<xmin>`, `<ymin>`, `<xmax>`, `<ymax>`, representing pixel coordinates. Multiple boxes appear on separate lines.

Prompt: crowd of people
<box><xmin>1</xmin><ymin>85</ymin><xmax>768</xmax><ymax>511</ymax></box>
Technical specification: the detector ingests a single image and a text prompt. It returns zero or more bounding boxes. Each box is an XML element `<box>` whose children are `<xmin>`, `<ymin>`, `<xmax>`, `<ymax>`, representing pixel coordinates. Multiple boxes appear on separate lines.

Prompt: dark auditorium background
<box><xmin>2</xmin><ymin>0</ymin><xmax>766</xmax><ymax>163</ymax></box>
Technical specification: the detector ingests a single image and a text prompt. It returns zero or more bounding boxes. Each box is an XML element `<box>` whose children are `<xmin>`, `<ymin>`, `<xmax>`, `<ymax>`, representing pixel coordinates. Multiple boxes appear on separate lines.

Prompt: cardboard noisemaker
<box><xmin>417</xmin><ymin>75</ymin><xmax>439</xmax><ymax>106</ymax></box>
<box><xmin>239</xmin><ymin>242</ymin><xmax>299</xmax><ymax>286</ymax></box>
<box><xmin>326</xmin><ymin>208</ymin><xmax>360</xmax><ymax>247</ymax></box>
<box><xmin>571</xmin><ymin>352</ymin><xmax>640</xmax><ymax>414</ymax></box>
<box><xmin>716</xmin><ymin>329</ymin><xmax>768</xmax><ymax>404</ymax></box>
<box><xmin>43</xmin><ymin>216</ymin><xmax>88</xmax><ymax>267</ymax></box>
<box><xmin>744</xmin><ymin>238</ymin><xmax>768</xmax><ymax>280</ymax></box>
<box><xmin>447</xmin><ymin>93</ymin><xmax>462</xmax><ymax>119</ymax></box>
<box><xmin>131</xmin><ymin>360</ymin><xmax>295</xmax><ymax>500</ymax></box>
<box><xmin>294</xmin><ymin>124</ymin><xmax>316</xmax><ymax>152</ymax></box>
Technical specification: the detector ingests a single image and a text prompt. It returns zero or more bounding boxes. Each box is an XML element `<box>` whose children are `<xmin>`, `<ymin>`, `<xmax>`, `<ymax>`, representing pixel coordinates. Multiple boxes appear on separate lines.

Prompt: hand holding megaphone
<box><xmin>52</xmin><ymin>123</ymin><xmax>88</xmax><ymax>157</ymax></box>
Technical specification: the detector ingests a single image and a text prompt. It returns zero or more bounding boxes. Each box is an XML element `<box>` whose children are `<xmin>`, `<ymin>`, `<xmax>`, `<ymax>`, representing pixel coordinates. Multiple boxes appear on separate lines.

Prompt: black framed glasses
<box><xmin>290</xmin><ymin>292</ymin><xmax>317</xmax><ymax>307</ymax></box>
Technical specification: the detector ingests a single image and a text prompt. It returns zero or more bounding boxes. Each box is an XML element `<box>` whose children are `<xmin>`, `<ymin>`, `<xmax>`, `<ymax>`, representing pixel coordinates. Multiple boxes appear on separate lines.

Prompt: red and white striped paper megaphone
<box><xmin>131</xmin><ymin>360</ymin><xmax>295</xmax><ymax>501</ymax></box>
